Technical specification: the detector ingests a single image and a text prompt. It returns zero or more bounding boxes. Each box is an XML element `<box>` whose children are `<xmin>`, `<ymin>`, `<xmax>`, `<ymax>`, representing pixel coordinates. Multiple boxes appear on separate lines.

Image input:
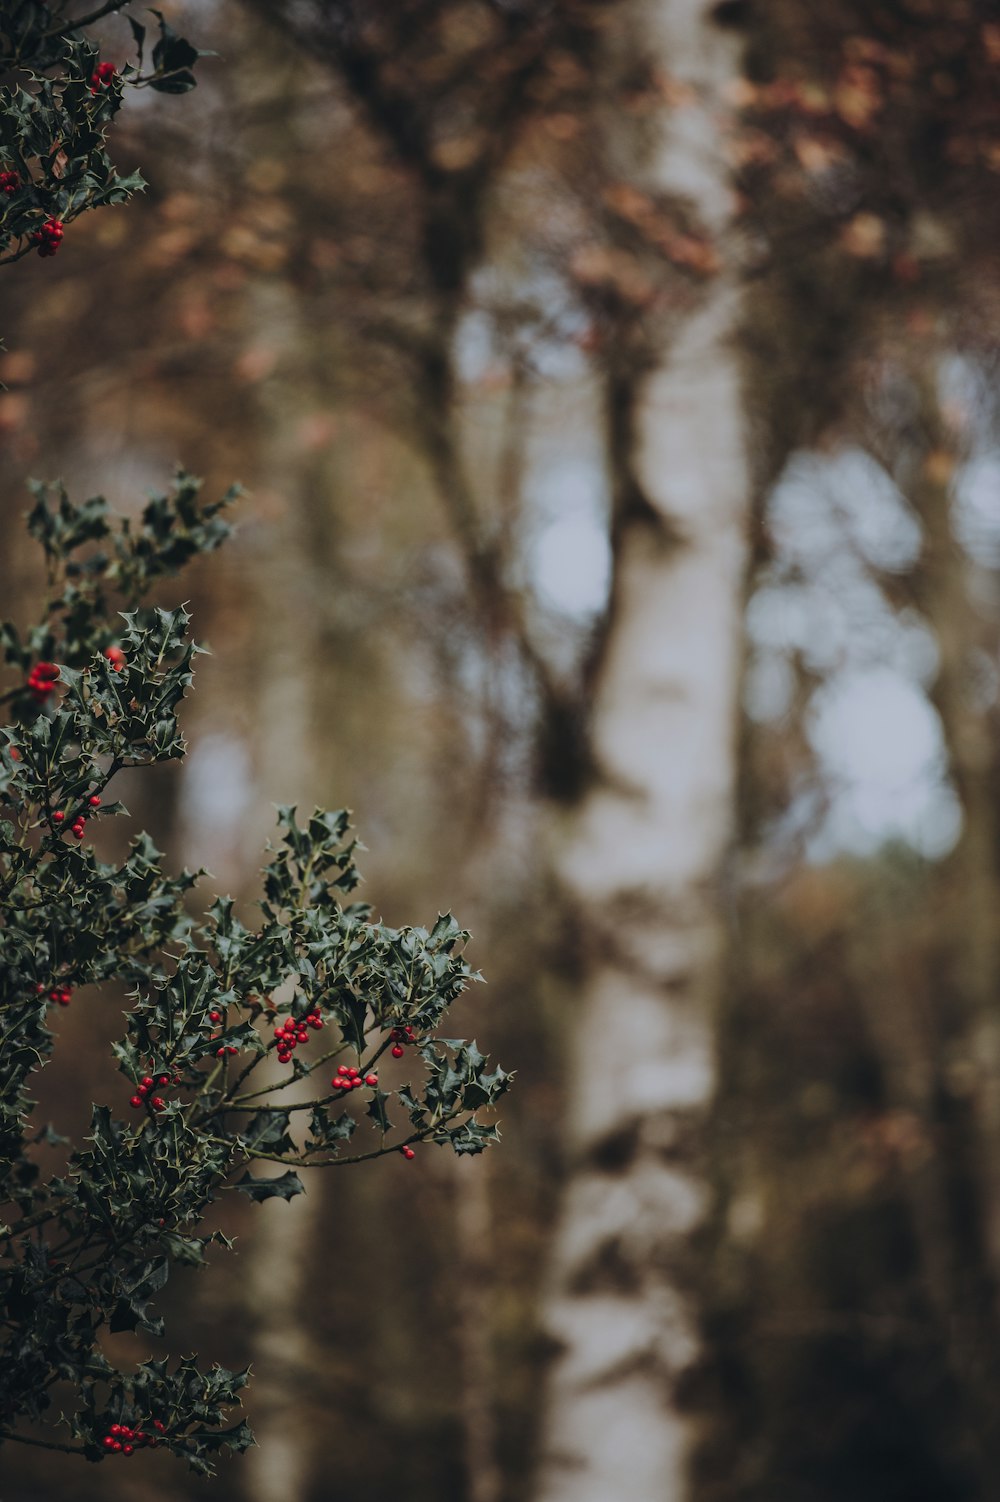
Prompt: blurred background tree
<box><xmin>3</xmin><ymin>0</ymin><xmax>1000</xmax><ymax>1500</ymax></box>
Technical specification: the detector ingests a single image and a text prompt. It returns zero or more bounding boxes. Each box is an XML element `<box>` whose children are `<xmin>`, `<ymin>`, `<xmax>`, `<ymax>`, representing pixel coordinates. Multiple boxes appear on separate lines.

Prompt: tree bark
<box><xmin>534</xmin><ymin>4</ymin><xmax>749</xmax><ymax>1499</ymax></box>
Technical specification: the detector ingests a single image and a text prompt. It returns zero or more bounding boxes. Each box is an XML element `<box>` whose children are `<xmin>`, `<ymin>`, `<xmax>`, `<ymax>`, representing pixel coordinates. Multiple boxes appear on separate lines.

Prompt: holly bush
<box><xmin>0</xmin><ymin>474</ymin><xmax>510</xmax><ymax>1471</ymax></box>
<box><xmin>0</xmin><ymin>0</ymin><xmax>207</xmax><ymax>265</ymax></box>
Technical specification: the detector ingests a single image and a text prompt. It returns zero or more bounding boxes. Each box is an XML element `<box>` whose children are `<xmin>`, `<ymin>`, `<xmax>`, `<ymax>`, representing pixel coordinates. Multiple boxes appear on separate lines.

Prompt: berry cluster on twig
<box><xmin>273</xmin><ymin>1009</ymin><xmax>323</xmax><ymax>1064</ymax></box>
<box><xmin>101</xmin><ymin>1418</ymin><xmax>167</xmax><ymax>1455</ymax></box>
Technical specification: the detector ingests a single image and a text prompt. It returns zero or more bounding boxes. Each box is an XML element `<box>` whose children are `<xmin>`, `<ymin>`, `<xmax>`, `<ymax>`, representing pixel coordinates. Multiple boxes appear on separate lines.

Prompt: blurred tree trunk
<box><xmin>868</xmin><ymin>354</ymin><xmax>1000</xmax><ymax>1481</ymax></box>
<box><xmin>533</xmin><ymin>4</ymin><xmax>749</xmax><ymax>1499</ymax></box>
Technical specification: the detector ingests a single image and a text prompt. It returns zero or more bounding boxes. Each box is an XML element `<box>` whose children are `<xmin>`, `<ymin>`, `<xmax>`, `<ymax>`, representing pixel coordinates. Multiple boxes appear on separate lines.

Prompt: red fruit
<box><xmin>129</xmin><ymin>1095</ymin><xmax>143</xmax><ymax>1109</ymax></box>
<box><xmin>157</xmin><ymin>1075</ymin><xmax>169</xmax><ymax>1086</ymax></box>
<box><xmin>88</xmin><ymin>794</ymin><xmax>101</xmax><ymax>807</ymax></box>
<box><xmin>153</xmin><ymin>1420</ymin><xmax>165</xmax><ymax>1432</ymax></box>
<box><xmin>110</xmin><ymin>1425</ymin><xmax>122</xmax><ymax>1436</ymax></box>
<box><xmin>209</xmin><ymin>1010</ymin><xmax>221</xmax><ymax>1023</ymax></box>
<box><xmin>90</xmin><ymin>60</ymin><xmax>117</xmax><ymax>91</ymax></box>
<box><xmin>401</xmin><ymin>1146</ymin><xmax>416</xmax><ymax>1160</ymax></box>
<box><xmin>112</xmin><ymin>1440</ymin><xmax>122</xmax><ymax>1451</ymax></box>
<box><xmin>332</xmin><ymin>1077</ymin><xmax>347</xmax><ymax>1089</ymax></box>
<box><xmin>227</xmin><ymin>1045</ymin><xmax>238</xmax><ymax>1055</ymax></box>
<box><xmin>216</xmin><ymin>1047</ymin><xmax>226</xmax><ymax>1058</ymax></box>
<box><xmin>52</xmin><ymin>810</ymin><xmax>65</xmax><ymax>822</ymax></box>
<box><xmin>72</xmin><ymin>826</ymin><xmax>85</xmax><ymax>839</ymax></box>
<box><xmin>123</xmin><ymin>1445</ymin><xmax>134</xmax><ymax>1456</ymax></box>
<box><xmin>337</xmin><ymin>1064</ymin><xmax>350</xmax><ymax>1075</ymax></box>
<box><xmin>150</xmin><ymin>1097</ymin><xmax>165</xmax><ymax>1111</ymax></box>
<box><xmin>103</xmin><ymin>645</ymin><xmax>126</xmax><ymax>670</ymax></box>
<box><xmin>391</xmin><ymin>1045</ymin><xmax>404</xmax><ymax>1058</ymax></box>
<box><xmin>35</xmin><ymin>983</ymin><xmax>45</xmax><ymax>994</ymax></box>
<box><xmin>347</xmin><ymin>1066</ymin><xmax>359</xmax><ymax>1077</ymax></box>
<box><xmin>351</xmin><ymin>1077</ymin><xmax>363</xmax><ymax>1088</ymax></box>
<box><xmin>141</xmin><ymin>1076</ymin><xmax>153</xmax><ymax>1089</ymax></box>
<box><xmin>0</xmin><ymin>170</ymin><xmax>20</xmax><ymax>194</ymax></box>
<box><xmin>277</xmin><ymin>1050</ymin><xmax>290</xmax><ymax>1063</ymax></box>
<box><xmin>365</xmin><ymin>1074</ymin><xmax>378</xmax><ymax>1087</ymax></box>
<box><xmin>296</xmin><ymin>1029</ymin><xmax>309</xmax><ymax>1043</ymax></box>
<box><xmin>31</xmin><ymin>222</ymin><xmax>63</xmax><ymax>257</ymax></box>
<box><xmin>103</xmin><ymin>1436</ymin><xmax>116</xmax><ymax>1448</ymax></box>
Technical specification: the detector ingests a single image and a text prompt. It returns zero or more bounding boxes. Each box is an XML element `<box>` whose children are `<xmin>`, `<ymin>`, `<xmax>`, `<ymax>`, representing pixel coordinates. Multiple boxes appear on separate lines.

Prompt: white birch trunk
<box><xmin>534</xmin><ymin>4</ymin><xmax>749</xmax><ymax>1499</ymax></box>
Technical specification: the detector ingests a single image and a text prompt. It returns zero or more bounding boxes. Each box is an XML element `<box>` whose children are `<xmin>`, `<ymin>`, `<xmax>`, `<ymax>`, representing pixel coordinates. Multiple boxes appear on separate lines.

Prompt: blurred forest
<box><xmin>3</xmin><ymin>0</ymin><xmax>1000</xmax><ymax>1499</ymax></box>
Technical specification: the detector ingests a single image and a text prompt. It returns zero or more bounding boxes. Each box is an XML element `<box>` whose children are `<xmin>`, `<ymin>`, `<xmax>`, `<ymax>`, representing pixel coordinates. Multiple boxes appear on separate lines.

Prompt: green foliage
<box><xmin>0</xmin><ymin>482</ymin><xmax>509</xmax><ymax>1470</ymax></box>
<box><xmin>0</xmin><ymin>1</ymin><xmax>208</xmax><ymax>265</ymax></box>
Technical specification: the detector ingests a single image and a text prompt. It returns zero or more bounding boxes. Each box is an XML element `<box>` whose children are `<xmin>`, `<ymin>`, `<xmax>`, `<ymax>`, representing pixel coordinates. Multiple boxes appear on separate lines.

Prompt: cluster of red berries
<box><xmin>273</xmin><ymin>1010</ymin><xmax>323</xmax><ymax>1064</ymax></box>
<box><xmin>35</xmin><ymin>981</ymin><xmax>72</xmax><ymax>1007</ymax></box>
<box><xmin>389</xmin><ymin>1024</ymin><xmax>415</xmax><ymax>1059</ymax></box>
<box><xmin>53</xmin><ymin>793</ymin><xmax>101</xmax><ymax>841</ymax></box>
<box><xmin>129</xmin><ymin>1072</ymin><xmax>176</xmax><ymax>1112</ymax></box>
<box><xmin>103</xmin><ymin>644</ymin><xmax>126</xmax><ymax>671</ymax></box>
<box><xmin>31</xmin><ymin>217</ymin><xmax>64</xmax><ymax>258</ymax></box>
<box><xmin>101</xmin><ymin>1418</ymin><xmax>166</xmax><ymax>1455</ymax></box>
<box><xmin>400</xmin><ymin>1146</ymin><xmax>416</xmax><ymax>1160</ymax></box>
<box><xmin>0</xmin><ymin>170</ymin><xmax>20</xmax><ymax>194</ymax></box>
<box><xmin>331</xmin><ymin>1064</ymin><xmax>378</xmax><ymax>1092</ymax></box>
<box><xmin>90</xmin><ymin>61</ymin><xmax>117</xmax><ymax>93</ymax></box>
<box><xmin>26</xmin><ymin>660</ymin><xmax>59</xmax><ymax>700</ymax></box>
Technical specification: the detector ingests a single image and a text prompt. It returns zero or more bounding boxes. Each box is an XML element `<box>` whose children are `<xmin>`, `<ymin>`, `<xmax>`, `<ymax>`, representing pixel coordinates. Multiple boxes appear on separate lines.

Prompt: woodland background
<box><xmin>3</xmin><ymin>0</ymin><xmax>1000</xmax><ymax>1499</ymax></box>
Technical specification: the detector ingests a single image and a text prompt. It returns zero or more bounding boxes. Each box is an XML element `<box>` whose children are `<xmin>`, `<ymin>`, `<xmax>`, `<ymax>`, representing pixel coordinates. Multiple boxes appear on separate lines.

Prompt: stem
<box><xmin>48</xmin><ymin>0</ymin><xmax>131</xmax><ymax>38</ymax></box>
<box><xmin>0</xmin><ymin>1429</ymin><xmax>86</xmax><ymax>1454</ymax></box>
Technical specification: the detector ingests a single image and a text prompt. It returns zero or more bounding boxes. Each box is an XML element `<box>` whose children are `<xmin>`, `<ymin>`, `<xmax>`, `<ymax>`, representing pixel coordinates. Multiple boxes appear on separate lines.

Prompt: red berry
<box><xmin>110</xmin><ymin>1425</ymin><xmax>122</xmax><ymax>1436</ymax></box>
<box><xmin>209</xmin><ymin>1010</ymin><xmax>221</xmax><ymax>1023</ymax></box>
<box><xmin>157</xmin><ymin>1075</ymin><xmax>169</xmax><ymax>1086</ymax></box>
<box><xmin>216</xmin><ymin>1047</ymin><xmax>226</xmax><ymax>1058</ymax></box>
<box><xmin>228</xmin><ymin>1045</ymin><xmax>238</xmax><ymax>1055</ymax></box>
<box><xmin>88</xmin><ymin>794</ymin><xmax>101</xmax><ymax>807</ymax></box>
<box><xmin>338</xmin><ymin>1064</ymin><xmax>350</xmax><ymax>1075</ymax></box>
<box><xmin>89</xmin><ymin>60</ymin><xmax>117</xmax><ymax>91</ymax></box>
<box><xmin>123</xmin><ymin>1445</ymin><xmax>134</xmax><ymax>1456</ymax></box>
<box><xmin>401</xmin><ymin>1146</ymin><xmax>416</xmax><ymax>1160</ymax></box>
<box><xmin>365</xmin><ymin>1074</ymin><xmax>378</xmax><ymax>1087</ymax></box>
<box><xmin>129</xmin><ymin>1095</ymin><xmax>143</xmax><ymax>1108</ymax></box>
<box><xmin>53</xmin><ymin>810</ymin><xmax>65</xmax><ymax>823</ymax></box>
<box><xmin>150</xmin><ymin>1097</ymin><xmax>165</xmax><ymax>1111</ymax></box>
<box><xmin>391</xmin><ymin>1045</ymin><xmax>404</xmax><ymax>1058</ymax></box>
<box><xmin>141</xmin><ymin>1077</ymin><xmax>153</xmax><ymax>1089</ymax></box>
<box><xmin>35</xmin><ymin>983</ymin><xmax>45</xmax><ymax>994</ymax></box>
<box><xmin>112</xmin><ymin>1440</ymin><xmax>122</xmax><ymax>1451</ymax></box>
<box><xmin>103</xmin><ymin>1436</ymin><xmax>116</xmax><ymax>1448</ymax></box>
<box><xmin>351</xmin><ymin>1077</ymin><xmax>363</xmax><ymax>1089</ymax></box>
<box><xmin>153</xmin><ymin>1420</ymin><xmax>165</xmax><ymax>1432</ymax></box>
<box><xmin>277</xmin><ymin>1051</ymin><xmax>290</xmax><ymax>1063</ymax></box>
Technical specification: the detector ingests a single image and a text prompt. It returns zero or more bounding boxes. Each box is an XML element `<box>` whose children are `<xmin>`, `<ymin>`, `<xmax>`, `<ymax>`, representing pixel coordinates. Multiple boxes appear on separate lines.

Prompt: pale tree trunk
<box><xmin>232</xmin><ymin>287</ymin><xmax>330</xmax><ymax>1502</ymax></box>
<box><xmin>534</xmin><ymin>4</ymin><xmax>749</xmax><ymax>1499</ymax></box>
